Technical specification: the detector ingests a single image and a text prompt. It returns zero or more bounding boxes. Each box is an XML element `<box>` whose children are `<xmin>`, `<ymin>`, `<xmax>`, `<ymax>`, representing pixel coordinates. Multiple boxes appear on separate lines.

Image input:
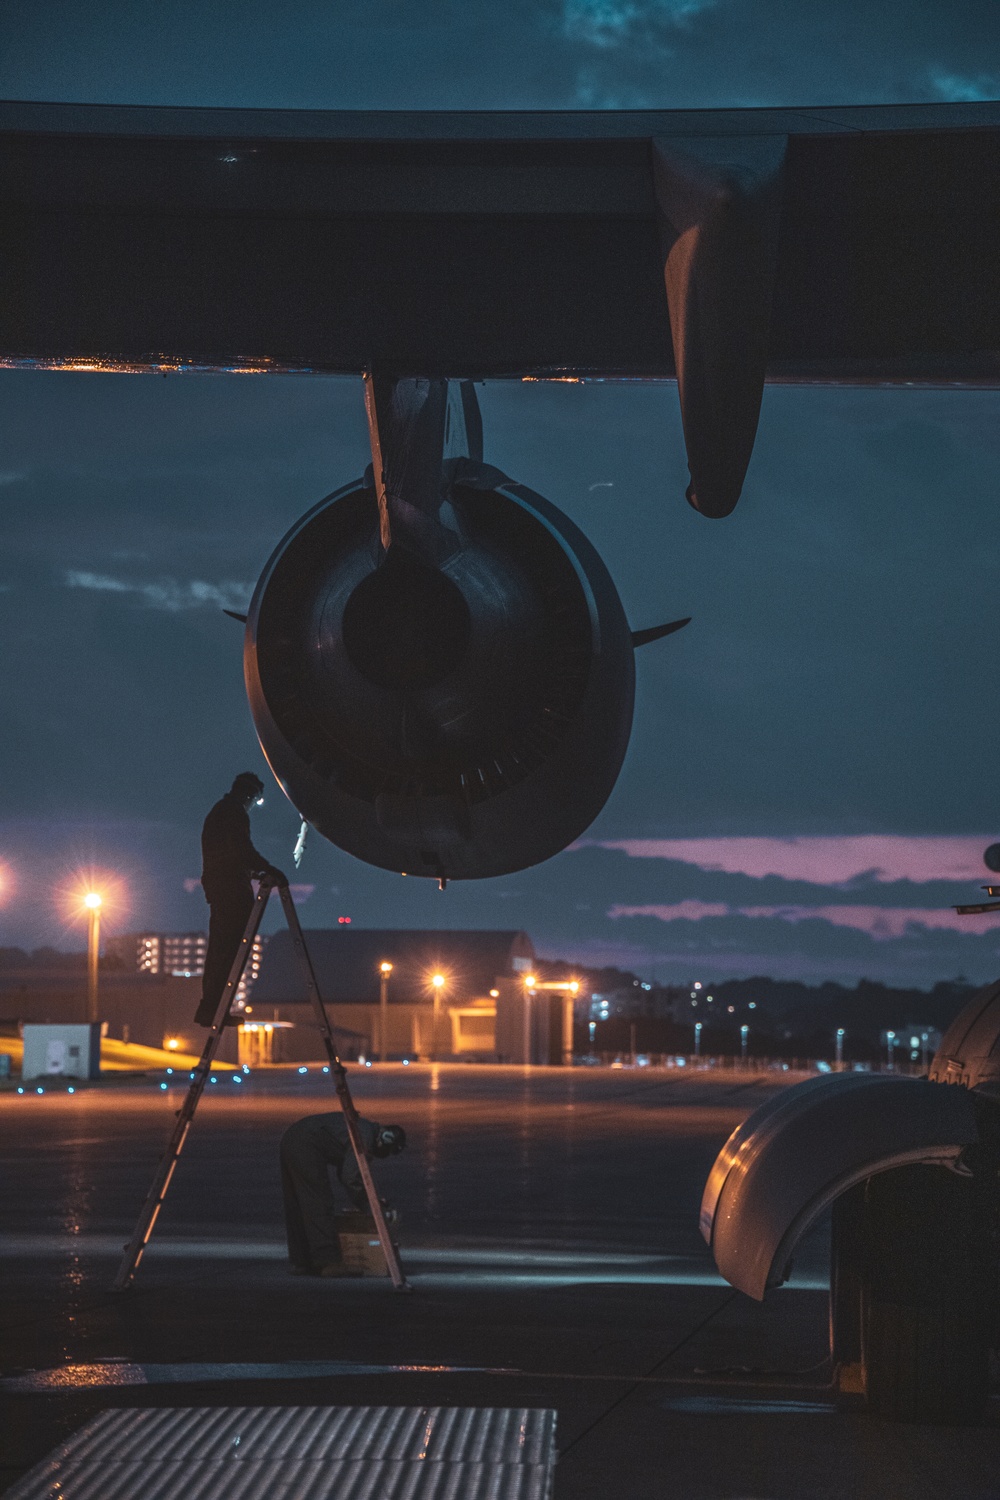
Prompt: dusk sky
<box><xmin>1</xmin><ymin>1</ymin><xmax>999</xmax><ymax>986</ymax></box>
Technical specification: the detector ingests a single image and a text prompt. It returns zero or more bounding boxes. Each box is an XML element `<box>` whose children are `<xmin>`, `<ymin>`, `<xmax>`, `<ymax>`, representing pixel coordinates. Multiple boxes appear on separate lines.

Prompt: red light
<box><xmin>338</xmin><ymin>916</ymin><xmax>352</xmax><ymax>924</ymax></box>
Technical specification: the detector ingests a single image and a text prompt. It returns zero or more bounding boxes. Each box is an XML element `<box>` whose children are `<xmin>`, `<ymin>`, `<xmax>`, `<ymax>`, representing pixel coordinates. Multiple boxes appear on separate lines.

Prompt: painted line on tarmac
<box><xmin>0</xmin><ymin>1236</ymin><xmax>828</xmax><ymax>1289</ymax></box>
<box><xmin>0</xmin><ymin>1360</ymin><xmax>500</xmax><ymax>1391</ymax></box>
<box><xmin>1</xmin><ymin>1362</ymin><xmax>837</xmax><ymax>1396</ymax></box>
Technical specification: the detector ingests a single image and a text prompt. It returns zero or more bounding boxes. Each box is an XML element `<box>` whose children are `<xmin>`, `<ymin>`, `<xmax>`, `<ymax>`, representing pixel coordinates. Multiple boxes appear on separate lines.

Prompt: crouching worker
<box><xmin>280</xmin><ymin>1112</ymin><xmax>407</xmax><ymax>1277</ymax></box>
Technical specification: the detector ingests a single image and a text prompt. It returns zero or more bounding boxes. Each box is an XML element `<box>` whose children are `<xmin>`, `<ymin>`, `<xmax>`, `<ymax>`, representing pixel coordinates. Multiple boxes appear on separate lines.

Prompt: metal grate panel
<box><xmin>5</xmin><ymin>1406</ymin><xmax>557</xmax><ymax>1500</ymax></box>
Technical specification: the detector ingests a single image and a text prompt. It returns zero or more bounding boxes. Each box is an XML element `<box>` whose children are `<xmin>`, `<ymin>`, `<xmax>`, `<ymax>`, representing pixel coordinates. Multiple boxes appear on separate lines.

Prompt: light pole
<box><xmin>523</xmin><ymin>973</ymin><xmax>537</xmax><ymax>1065</ymax></box>
<box><xmin>694</xmin><ymin>1020</ymin><xmax>702</xmax><ymax>1059</ymax></box>
<box><xmin>378</xmin><ymin>962</ymin><xmax>393</xmax><ymax>1062</ymax></box>
<box><xmin>886</xmin><ymin>1029</ymin><xmax>896</xmax><ymax>1071</ymax></box>
<box><xmin>740</xmin><ymin>1023</ymin><xmax>749</xmax><ymax>1066</ymax></box>
<box><xmin>84</xmin><ymin>892</ymin><xmax>102</xmax><ymax>1024</ymax></box>
<box><xmin>836</xmin><ymin>1027</ymin><xmax>845</xmax><ymax>1069</ymax></box>
<box><xmin>431</xmin><ymin>972</ymin><xmax>446</xmax><ymax>1059</ymax></box>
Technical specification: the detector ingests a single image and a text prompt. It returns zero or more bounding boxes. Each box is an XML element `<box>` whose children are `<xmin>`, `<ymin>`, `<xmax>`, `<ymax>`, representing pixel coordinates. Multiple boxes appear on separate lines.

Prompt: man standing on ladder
<box><xmin>281</xmin><ymin>1113</ymin><xmax>407</xmax><ymax>1276</ymax></box>
<box><xmin>195</xmin><ymin>771</ymin><xmax>288</xmax><ymax>1027</ymax></box>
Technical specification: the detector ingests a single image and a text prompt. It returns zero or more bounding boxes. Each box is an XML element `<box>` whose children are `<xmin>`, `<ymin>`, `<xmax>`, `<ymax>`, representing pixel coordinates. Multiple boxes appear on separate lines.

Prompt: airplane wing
<box><xmin>1</xmin><ymin>99</ymin><xmax>998</xmax><ymax>512</ymax></box>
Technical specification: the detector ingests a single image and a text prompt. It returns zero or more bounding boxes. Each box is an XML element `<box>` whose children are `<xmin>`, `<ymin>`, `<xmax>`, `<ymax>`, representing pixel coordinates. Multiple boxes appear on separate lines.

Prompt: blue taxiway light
<box><xmin>298</xmin><ymin>1066</ymin><xmax>307</xmax><ymax>1074</ymax></box>
<box><xmin>210</xmin><ymin>1076</ymin><xmax>217</xmax><ymax>1083</ymax></box>
<box><xmin>160</xmin><ymin>1083</ymin><xmax>167</xmax><ymax>1091</ymax></box>
<box><xmin>232</xmin><ymin>1075</ymin><xmax>242</xmax><ymax>1083</ymax></box>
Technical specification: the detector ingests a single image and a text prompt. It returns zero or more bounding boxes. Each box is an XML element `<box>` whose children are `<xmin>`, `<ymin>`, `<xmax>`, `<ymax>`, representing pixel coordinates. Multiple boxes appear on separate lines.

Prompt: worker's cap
<box><xmin>373</xmin><ymin>1124</ymin><xmax>407</xmax><ymax>1157</ymax></box>
<box><xmin>231</xmin><ymin>771</ymin><xmax>265</xmax><ymax>802</ymax></box>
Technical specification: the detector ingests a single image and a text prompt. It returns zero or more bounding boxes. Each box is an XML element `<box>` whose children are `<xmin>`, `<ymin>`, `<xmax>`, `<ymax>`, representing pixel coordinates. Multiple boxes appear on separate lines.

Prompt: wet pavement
<box><xmin>1</xmin><ymin>1064</ymin><xmax>997</xmax><ymax>1498</ymax></box>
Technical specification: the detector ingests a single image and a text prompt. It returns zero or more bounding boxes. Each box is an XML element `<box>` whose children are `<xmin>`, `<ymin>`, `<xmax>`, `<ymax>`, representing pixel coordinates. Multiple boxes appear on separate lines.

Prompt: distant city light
<box><xmin>165</xmin><ymin>1038</ymin><xmax>180</xmax><ymax>1050</ymax></box>
<box><xmin>489</xmin><ymin>988</ymin><xmax>500</xmax><ymax>998</ymax></box>
<box><xmin>380</xmin><ymin>961</ymin><xmax>393</xmax><ymax>974</ymax></box>
<box><xmin>338</xmin><ymin>916</ymin><xmax>352</xmax><ymax>924</ymax></box>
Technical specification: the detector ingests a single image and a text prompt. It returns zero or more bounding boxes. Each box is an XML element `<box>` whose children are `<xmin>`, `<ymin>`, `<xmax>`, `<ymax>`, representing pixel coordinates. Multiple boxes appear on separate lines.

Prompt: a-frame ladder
<box><xmin>114</xmin><ymin>879</ymin><xmax>408</xmax><ymax>1291</ymax></box>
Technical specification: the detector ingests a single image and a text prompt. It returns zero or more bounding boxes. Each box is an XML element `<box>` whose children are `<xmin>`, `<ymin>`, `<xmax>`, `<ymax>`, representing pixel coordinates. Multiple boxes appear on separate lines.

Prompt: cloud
<box><xmin>562</xmin><ymin>0</ymin><xmax>716</xmax><ymax>48</ymax></box>
<box><xmin>588</xmin><ymin>837</ymin><xmax>993</xmax><ymax>885</ymax></box>
<box><xmin>610</xmin><ymin>902</ymin><xmax>1000</xmax><ymax>939</ymax></box>
<box><xmin>929</xmin><ymin>69</ymin><xmax>1000</xmax><ymax>102</ymax></box>
<box><xmin>64</xmin><ymin>571</ymin><xmax>251</xmax><ymax>613</ymax></box>
<box><xmin>611</xmin><ymin>899</ymin><xmax>730</xmax><ymax>922</ymax></box>
<box><xmin>0</xmin><ymin>470</ymin><xmax>27</xmax><ymax>487</ymax></box>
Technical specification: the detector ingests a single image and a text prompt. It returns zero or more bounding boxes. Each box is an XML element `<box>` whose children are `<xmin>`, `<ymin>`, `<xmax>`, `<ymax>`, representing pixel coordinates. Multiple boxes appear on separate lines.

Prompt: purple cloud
<box><xmin>610</xmin><ymin>902</ymin><xmax>1000</xmax><ymax>939</ymax></box>
<box><xmin>588</xmin><ymin>836</ymin><xmax>993</xmax><ymax>886</ymax></box>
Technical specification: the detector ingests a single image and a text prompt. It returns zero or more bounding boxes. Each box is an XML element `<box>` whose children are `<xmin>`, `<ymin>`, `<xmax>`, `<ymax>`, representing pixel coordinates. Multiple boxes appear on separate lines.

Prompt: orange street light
<box><xmin>429</xmin><ymin>971</ymin><xmax>447</xmax><ymax>1060</ymax></box>
<box><xmin>83</xmin><ymin>891</ymin><xmax>103</xmax><ymax>1023</ymax></box>
<box><xmin>378</xmin><ymin>961</ymin><xmax>394</xmax><ymax>1061</ymax></box>
<box><xmin>524</xmin><ymin>973</ymin><xmax>537</xmax><ymax>990</ymax></box>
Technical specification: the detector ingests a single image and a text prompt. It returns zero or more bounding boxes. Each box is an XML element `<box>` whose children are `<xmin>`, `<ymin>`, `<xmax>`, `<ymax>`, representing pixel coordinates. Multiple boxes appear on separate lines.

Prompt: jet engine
<box><xmin>243</xmin><ymin>378</ymin><xmax>687</xmax><ymax>882</ymax></box>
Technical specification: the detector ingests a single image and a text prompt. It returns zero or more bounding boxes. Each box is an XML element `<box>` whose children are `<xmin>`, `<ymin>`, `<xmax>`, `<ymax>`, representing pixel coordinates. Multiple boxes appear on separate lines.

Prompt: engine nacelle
<box><xmin>245</xmin><ymin>462</ymin><xmax>635</xmax><ymax>881</ymax></box>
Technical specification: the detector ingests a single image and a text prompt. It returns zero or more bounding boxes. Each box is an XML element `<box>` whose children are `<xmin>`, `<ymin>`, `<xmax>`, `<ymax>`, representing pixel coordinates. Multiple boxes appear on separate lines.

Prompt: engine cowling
<box><xmin>245</xmin><ymin>462</ymin><xmax>635</xmax><ymax>881</ymax></box>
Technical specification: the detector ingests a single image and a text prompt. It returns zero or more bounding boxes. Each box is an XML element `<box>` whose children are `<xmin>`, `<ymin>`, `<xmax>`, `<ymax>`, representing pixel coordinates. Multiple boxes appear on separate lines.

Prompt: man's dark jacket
<box><xmin>201</xmin><ymin>792</ymin><xmax>270</xmax><ymax>895</ymax></box>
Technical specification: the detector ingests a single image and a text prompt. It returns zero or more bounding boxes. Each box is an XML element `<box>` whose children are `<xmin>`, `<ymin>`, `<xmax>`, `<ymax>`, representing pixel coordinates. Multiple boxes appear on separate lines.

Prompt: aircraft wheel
<box><xmin>860</xmin><ymin>1165</ymin><xmax>989</xmax><ymax>1424</ymax></box>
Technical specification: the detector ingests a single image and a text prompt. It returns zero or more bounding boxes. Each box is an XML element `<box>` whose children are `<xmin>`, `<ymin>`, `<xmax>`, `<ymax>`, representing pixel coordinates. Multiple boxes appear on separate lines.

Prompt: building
<box><xmin>108</xmin><ymin>931</ymin><xmax>267</xmax><ymax>1004</ymax></box>
<box><xmin>252</xmin><ymin>928</ymin><xmax>536</xmax><ymax>1058</ymax></box>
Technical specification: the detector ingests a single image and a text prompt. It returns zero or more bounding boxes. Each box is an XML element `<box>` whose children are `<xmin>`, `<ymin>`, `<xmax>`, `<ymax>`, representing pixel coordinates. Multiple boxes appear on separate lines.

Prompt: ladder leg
<box><xmin>113</xmin><ymin>881</ymin><xmax>273</xmax><ymax>1290</ymax></box>
<box><xmin>277</xmin><ymin>884</ymin><xmax>410</xmax><ymax>1292</ymax></box>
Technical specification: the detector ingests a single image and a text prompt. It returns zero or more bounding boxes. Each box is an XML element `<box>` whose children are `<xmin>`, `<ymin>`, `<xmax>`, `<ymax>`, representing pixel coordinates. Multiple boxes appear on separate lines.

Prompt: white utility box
<box><xmin>21</xmin><ymin>1023</ymin><xmax>101</xmax><ymax>1081</ymax></box>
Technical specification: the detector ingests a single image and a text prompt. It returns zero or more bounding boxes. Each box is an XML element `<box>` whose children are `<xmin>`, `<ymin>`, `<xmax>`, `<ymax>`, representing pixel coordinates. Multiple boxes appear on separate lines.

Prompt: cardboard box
<box><xmin>335</xmin><ymin>1211</ymin><xmax>397</xmax><ymax>1277</ymax></box>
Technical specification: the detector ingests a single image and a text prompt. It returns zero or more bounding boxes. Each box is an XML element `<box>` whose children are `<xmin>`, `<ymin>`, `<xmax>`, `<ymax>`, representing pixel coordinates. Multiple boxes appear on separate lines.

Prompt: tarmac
<box><xmin>1</xmin><ymin>1063</ymin><xmax>997</xmax><ymax>1498</ymax></box>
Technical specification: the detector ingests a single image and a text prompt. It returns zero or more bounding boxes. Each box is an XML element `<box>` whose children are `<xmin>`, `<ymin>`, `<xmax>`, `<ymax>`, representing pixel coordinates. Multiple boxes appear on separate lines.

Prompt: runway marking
<box><xmin>1</xmin><ymin>1360</ymin><xmax>835</xmax><ymax>1395</ymax></box>
<box><xmin>658</xmin><ymin>1394</ymin><xmax>837</xmax><ymax>1415</ymax></box>
<box><xmin>2</xmin><ymin>1361</ymin><xmax>498</xmax><ymax>1391</ymax></box>
<box><xmin>0</xmin><ymin>1236</ymin><xmax>829</xmax><ymax>1289</ymax></box>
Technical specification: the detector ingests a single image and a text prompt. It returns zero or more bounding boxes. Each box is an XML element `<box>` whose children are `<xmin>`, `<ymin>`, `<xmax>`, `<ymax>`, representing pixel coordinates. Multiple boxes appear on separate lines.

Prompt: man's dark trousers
<box><xmin>196</xmin><ymin>877</ymin><xmax>254</xmax><ymax>1027</ymax></box>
